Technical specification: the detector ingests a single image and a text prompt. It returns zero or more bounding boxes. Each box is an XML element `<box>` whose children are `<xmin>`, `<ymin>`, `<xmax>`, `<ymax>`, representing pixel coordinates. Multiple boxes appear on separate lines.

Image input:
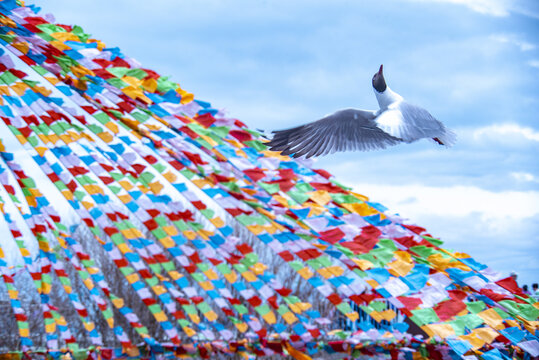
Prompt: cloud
<box><xmin>528</xmin><ymin>60</ymin><xmax>539</xmax><ymax>68</ymax></box>
<box><xmin>409</xmin><ymin>0</ymin><xmax>539</xmax><ymax>18</ymax></box>
<box><xmin>472</xmin><ymin>123</ymin><xmax>539</xmax><ymax>143</ymax></box>
<box><xmin>510</xmin><ymin>172</ymin><xmax>539</xmax><ymax>183</ymax></box>
<box><xmin>353</xmin><ymin>183</ymin><xmax>539</xmax><ymax>221</ymax></box>
<box><xmin>490</xmin><ymin>34</ymin><xmax>536</xmax><ymax>52</ymax></box>
<box><xmin>409</xmin><ymin>0</ymin><xmax>510</xmax><ymax>16</ymax></box>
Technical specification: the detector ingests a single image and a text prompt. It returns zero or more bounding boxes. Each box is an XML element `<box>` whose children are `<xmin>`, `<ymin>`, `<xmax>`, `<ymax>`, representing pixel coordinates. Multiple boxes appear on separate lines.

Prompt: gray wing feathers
<box><xmin>398</xmin><ymin>102</ymin><xmax>456</xmax><ymax>145</ymax></box>
<box><xmin>266</xmin><ymin>109</ymin><xmax>402</xmax><ymax>158</ymax></box>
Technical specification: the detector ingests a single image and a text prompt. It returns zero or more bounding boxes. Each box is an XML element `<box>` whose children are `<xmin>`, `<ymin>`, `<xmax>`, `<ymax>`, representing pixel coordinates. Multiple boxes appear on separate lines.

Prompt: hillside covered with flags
<box><xmin>0</xmin><ymin>0</ymin><xmax>537</xmax><ymax>358</ymax></box>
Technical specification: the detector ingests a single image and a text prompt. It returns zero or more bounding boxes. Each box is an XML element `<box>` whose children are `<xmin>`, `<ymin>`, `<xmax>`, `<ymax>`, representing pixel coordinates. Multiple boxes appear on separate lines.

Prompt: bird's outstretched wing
<box><xmin>375</xmin><ymin>102</ymin><xmax>456</xmax><ymax>146</ymax></box>
<box><xmin>266</xmin><ymin>109</ymin><xmax>402</xmax><ymax>158</ymax></box>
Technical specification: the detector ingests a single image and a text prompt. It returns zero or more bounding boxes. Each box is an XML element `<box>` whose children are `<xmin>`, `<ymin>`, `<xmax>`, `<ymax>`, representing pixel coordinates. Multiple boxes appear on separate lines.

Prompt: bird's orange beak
<box><xmin>378</xmin><ymin>64</ymin><xmax>384</xmax><ymax>75</ymax></box>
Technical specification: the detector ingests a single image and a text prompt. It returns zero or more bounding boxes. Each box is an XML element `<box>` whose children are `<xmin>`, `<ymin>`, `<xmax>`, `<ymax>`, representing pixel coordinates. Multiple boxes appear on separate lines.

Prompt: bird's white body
<box><xmin>374</xmin><ymin>86</ymin><xmax>403</xmax><ymax>110</ymax></box>
<box><xmin>374</xmin><ymin>86</ymin><xmax>456</xmax><ymax>145</ymax></box>
<box><xmin>267</xmin><ymin>65</ymin><xmax>456</xmax><ymax>158</ymax></box>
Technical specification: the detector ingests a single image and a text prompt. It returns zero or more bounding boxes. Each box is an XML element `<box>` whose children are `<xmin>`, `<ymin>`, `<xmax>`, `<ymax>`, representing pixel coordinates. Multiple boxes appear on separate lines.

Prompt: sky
<box><xmin>15</xmin><ymin>0</ymin><xmax>539</xmax><ymax>286</ymax></box>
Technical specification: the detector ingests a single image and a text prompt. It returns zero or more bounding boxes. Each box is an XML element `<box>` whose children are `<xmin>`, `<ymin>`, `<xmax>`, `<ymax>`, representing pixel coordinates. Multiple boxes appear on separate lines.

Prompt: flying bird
<box><xmin>266</xmin><ymin>65</ymin><xmax>456</xmax><ymax>158</ymax></box>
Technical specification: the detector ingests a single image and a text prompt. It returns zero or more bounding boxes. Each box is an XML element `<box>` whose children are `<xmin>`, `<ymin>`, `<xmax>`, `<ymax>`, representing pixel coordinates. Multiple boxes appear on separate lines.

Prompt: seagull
<box><xmin>266</xmin><ymin>65</ymin><xmax>456</xmax><ymax>158</ymax></box>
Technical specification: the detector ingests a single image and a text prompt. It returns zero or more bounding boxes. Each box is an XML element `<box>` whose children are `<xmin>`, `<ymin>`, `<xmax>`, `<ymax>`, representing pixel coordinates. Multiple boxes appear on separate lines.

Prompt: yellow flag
<box><xmin>284</xmin><ymin>342</ymin><xmax>313</xmax><ymax>360</ymax></box>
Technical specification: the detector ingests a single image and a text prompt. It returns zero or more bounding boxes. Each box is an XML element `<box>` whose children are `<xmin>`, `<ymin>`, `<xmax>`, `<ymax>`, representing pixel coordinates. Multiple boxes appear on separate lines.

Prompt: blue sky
<box><xmin>21</xmin><ymin>0</ymin><xmax>539</xmax><ymax>286</ymax></box>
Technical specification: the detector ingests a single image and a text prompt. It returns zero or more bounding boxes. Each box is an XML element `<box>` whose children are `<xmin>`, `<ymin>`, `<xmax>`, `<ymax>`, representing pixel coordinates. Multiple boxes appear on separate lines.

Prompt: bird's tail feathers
<box><xmin>432</xmin><ymin>128</ymin><xmax>457</xmax><ymax>147</ymax></box>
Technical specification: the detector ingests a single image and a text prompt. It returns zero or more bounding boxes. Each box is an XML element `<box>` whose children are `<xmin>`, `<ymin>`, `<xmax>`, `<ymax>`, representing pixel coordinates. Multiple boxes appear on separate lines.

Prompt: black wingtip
<box><xmin>433</xmin><ymin>137</ymin><xmax>444</xmax><ymax>145</ymax></box>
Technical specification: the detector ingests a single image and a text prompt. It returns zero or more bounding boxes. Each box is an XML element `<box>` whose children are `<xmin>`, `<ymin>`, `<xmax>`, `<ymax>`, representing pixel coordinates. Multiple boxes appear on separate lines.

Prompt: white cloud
<box><xmin>490</xmin><ymin>34</ymin><xmax>536</xmax><ymax>51</ymax></box>
<box><xmin>410</xmin><ymin>0</ymin><xmax>511</xmax><ymax>16</ymax></box>
<box><xmin>472</xmin><ymin>124</ymin><xmax>539</xmax><ymax>143</ymax></box>
<box><xmin>528</xmin><ymin>60</ymin><xmax>539</xmax><ymax>68</ymax></box>
<box><xmin>354</xmin><ymin>183</ymin><xmax>539</xmax><ymax>221</ymax></box>
<box><xmin>409</xmin><ymin>0</ymin><xmax>539</xmax><ymax>18</ymax></box>
<box><xmin>511</xmin><ymin>172</ymin><xmax>539</xmax><ymax>183</ymax></box>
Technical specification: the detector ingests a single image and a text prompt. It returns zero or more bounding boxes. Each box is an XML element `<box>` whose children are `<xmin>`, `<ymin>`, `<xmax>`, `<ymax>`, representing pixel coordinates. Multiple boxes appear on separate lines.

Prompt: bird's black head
<box><xmin>372</xmin><ymin>64</ymin><xmax>387</xmax><ymax>93</ymax></box>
